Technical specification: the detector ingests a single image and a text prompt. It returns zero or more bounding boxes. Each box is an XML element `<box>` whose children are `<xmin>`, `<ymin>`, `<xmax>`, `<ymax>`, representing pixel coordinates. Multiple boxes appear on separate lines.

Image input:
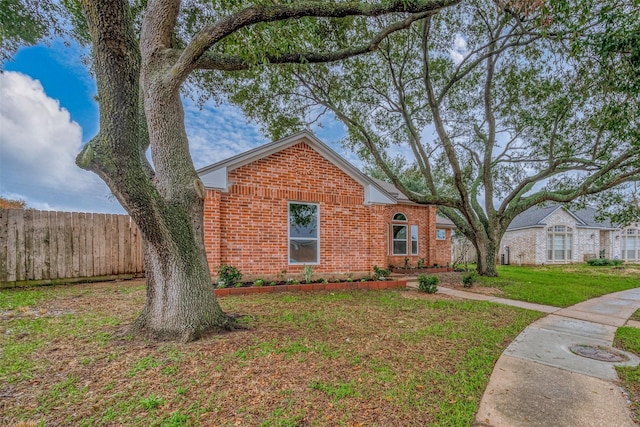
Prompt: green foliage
<box><xmin>586</xmin><ymin>258</ymin><xmax>624</xmax><ymax>266</ymax></box>
<box><xmin>373</xmin><ymin>265</ymin><xmax>391</xmax><ymax>280</ymax></box>
<box><xmin>302</xmin><ymin>265</ymin><xmax>314</xmax><ymax>284</ymax></box>
<box><xmin>253</xmin><ymin>279</ymin><xmax>264</xmax><ymax>287</ymax></box>
<box><xmin>217</xmin><ymin>264</ymin><xmax>242</xmax><ymax>287</ymax></box>
<box><xmin>222</xmin><ymin>0</ymin><xmax>640</xmax><ymax>277</ymax></box>
<box><xmin>462</xmin><ymin>272</ymin><xmax>478</xmax><ymax>288</ymax></box>
<box><xmin>417</xmin><ymin>274</ymin><xmax>438</xmax><ymax>294</ymax></box>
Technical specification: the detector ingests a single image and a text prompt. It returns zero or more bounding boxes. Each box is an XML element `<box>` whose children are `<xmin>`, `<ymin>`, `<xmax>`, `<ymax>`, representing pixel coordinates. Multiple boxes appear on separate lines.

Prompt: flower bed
<box><xmin>214</xmin><ymin>280</ymin><xmax>406</xmax><ymax>297</ymax></box>
<box><xmin>390</xmin><ymin>267</ymin><xmax>453</xmax><ymax>275</ymax></box>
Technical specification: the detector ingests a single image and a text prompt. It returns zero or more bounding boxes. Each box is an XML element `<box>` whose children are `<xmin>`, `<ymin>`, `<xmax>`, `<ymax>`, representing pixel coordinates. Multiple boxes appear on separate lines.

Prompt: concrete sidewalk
<box><xmin>406</xmin><ymin>282</ymin><xmax>640</xmax><ymax>426</ymax></box>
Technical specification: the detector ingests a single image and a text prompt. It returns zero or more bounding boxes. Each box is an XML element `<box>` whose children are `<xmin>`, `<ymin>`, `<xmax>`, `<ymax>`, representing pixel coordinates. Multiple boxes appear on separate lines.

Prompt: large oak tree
<box><xmin>5</xmin><ymin>0</ymin><xmax>465</xmax><ymax>341</ymax></box>
<box><xmin>223</xmin><ymin>0</ymin><xmax>640</xmax><ymax>276</ymax></box>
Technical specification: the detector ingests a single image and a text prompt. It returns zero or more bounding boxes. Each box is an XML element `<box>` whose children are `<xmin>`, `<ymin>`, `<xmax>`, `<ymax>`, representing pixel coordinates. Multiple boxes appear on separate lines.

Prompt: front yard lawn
<box><xmin>614</xmin><ymin>319</ymin><xmax>640</xmax><ymax>422</ymax></box>
<box><xmin>476</xmin><ymin>264</ymin><xmax>640</xmax><ymax>307</ymax></box>
<box><xmin>0</xmin><ymin>281</ymin><xmax>542</xmax><ymax>426</ymax></box>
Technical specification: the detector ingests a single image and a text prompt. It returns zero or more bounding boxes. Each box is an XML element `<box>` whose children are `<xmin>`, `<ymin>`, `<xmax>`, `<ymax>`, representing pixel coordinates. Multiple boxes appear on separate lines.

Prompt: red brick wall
<box><xmin>434</xmin><ymin>228</ymin><xmax>452</xmax><ymax>266</ymax></box>
<box><xmin>384</xmin><ymin>204</ymin><xmax>440</xmax><ymax>268</ymax></box>
<box><xmin>203</xmin><ymin>142</ymin><xmax>446</xmax><ymax>279</ymax></box>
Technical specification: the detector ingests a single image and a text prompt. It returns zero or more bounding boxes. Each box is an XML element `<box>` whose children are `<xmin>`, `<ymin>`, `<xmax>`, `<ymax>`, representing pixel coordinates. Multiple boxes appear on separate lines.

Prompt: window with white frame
<box><xmin>392</xmin><ymin>212</ymin><xmax>408</xmax><ymax>255</ymax></box>
<box><xmin>547</xmin><ymin>225</ymin><xmax>573</xmax><ymax>261</ymax></box>
<box><xmin>621</xmin><ymin>227</ymin><xmax>639</xmax><ymax>261</ymax></box>
<box><xmin>289</xmin><ymin>202</ymin><xmax>319</xmax><ymax>264</ymax></box>
<box><xmin>411</xmin><ymin>225</ymin><xmax>419</xmax><ymax>255</ymax></box>
<box><xmin>436</xmin><ymin>229</ymin><xmax>446</xmax><ymax>240</ymax></box>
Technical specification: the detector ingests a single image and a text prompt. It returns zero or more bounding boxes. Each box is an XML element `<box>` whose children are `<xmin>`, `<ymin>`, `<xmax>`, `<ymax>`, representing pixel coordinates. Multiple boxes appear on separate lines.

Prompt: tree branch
<box><xmin>170</xmin><ymin>0</ymin><xmax>460</xmax><ymax>81</ymax></box>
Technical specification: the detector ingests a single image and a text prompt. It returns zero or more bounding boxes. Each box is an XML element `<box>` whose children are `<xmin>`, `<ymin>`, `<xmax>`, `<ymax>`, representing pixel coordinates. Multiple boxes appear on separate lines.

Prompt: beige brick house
<box><xmin>197</xmin><ymin>131</ymin><xmax>452</xmax><ymax>280</ymax></box>
<box><xmin>500</xmin><ymin>204</ymin><xmax>639</xmax><ymax>265</ymax></box>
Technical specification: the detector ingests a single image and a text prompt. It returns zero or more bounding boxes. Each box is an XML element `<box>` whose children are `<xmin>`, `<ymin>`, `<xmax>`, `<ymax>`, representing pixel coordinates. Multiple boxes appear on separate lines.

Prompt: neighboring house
<box><xmin>500</xmin><ymin>204</ymin><xmax>639</xmax><ymax>265</ymax></box>
<box><xmin>197</xmin><ymin>130</ymin><xmax>452</xmax><ymax>280</ymax></box>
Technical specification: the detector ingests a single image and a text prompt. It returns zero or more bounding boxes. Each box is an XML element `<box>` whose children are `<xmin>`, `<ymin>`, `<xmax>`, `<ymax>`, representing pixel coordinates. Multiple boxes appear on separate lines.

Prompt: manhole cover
<box><xmin>570</xmin><ymin>345</ymin><xmax>628</xmax><ymax>362</ymax></box>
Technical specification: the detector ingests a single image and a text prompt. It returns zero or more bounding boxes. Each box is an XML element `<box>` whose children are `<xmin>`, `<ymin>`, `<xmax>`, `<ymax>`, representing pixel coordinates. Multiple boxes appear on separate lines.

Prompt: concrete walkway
<box><xmin>406</xmin><ymin>281</ymin><xmax>640</xmax><ymax>426</ymax></box>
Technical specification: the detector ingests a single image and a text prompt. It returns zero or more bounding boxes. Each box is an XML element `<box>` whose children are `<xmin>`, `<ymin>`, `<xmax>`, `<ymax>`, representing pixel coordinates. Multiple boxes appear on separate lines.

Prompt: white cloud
<box><xmin>183</xmin><ymin>98</ymin><xmax>268</xmax><ymax>169</ymax></box>
<box><xmin>0</xmin><ymin>71</ymin><xmax>122</xmax><ymax>213</ymax></box>
<box><xmin>449</xmin><ymin>34</ymin><xmax>469</xmax><ymax>65</ymax></box>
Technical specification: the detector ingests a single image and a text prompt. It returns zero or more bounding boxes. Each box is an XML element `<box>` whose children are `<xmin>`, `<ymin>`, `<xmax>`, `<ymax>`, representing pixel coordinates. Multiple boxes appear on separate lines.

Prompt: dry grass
<box><xmin>0</xmin><ymin>280</ymin><xmax>542</xmax><ymax>426</ymax></box>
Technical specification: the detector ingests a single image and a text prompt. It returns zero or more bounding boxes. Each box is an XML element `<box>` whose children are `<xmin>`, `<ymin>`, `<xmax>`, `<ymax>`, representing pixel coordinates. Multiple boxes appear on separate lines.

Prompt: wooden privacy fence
<box><xmin>0</xmin><ymin>209</ymin><xmax>144</xmax><ymax>287</ymax></box>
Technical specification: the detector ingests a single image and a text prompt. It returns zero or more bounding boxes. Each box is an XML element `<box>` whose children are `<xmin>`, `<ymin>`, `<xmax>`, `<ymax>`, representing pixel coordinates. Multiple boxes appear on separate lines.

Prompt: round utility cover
<box><xmin>569</xmin><ymin>345</ymin><xmax>628</xmax><ymax>363</ymax></box>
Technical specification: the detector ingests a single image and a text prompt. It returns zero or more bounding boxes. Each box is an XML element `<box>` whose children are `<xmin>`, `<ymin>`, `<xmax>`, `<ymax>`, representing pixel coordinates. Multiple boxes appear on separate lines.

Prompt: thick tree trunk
<box><xmin>133</xmin><ymin>226</ymin><xmax>233</xmax><ymax>342</ymax></box>
<box><xmin>78</xmin><ymin>0</ymin><xmax>233</xmax><ymax>342</ymax></box>
<box><xmin>475</xmin><ymin>236</ymin><xmax>499</xmax><ymax>277</ymax></box>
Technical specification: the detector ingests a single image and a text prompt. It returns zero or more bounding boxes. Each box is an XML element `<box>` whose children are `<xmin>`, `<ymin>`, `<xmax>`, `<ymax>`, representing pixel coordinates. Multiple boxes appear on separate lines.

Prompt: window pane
<box><xmin>393</xmin><ymin>225</ymin><xmax>407</xmax><ymax>239</ymax></box>
<box><xmin>554</xmin><ymin>235</ymin><xmax>564</xmax><ymax>250</ymax></box>
<box><xmin>289</xmin><ymin>203</ymin><xmax>318</xmax><ymax>238</ymax></box>
<box><xmin>555</xmin><ymin>225</ymin><xmax>565</xmax><ymax>232</ymax></box>
<box><xmin>628</xmin><ymin>250</ymin><xmax>636</xmax><ymax>260</ymax></box>
<box><xmin>411</xmin><ymin>225</ymin><xmax>418</xmax><ymax>255</ymax></box>
<box><xmin>290</xmin><ymin>239</ymin><xmax>318</xmax><ymax>263</ymax></box>
<box><xmin>555</xmin><ymin>249</ymin><xmax>565</xmax><ymax>260</ymax></box>
<box><xmin>627</xmin><ymin>238</ymin><xmax>635</xmax><ymax>250</ymax></box>
<box><xmin>393</xmin><ymin>241</ymin><xmax>407</xmax><ymax>255</ymax></box>
<box><xmin>547</xmin><ymin>249</ymin><xmax>553</xmax><ymax>260</ymax></box>
<box><xmin>393</xmin><ymin>213</ymin><xmax>407</xmax><ymax>221</ymax></box>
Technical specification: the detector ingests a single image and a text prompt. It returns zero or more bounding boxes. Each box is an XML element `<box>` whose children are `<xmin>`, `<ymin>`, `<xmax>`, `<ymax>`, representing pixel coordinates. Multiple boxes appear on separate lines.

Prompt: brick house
<box><xmin>500</xmin><ymin>204</ymin><xmax>640</xmax><ymax>265</ymax></box>
<box><xmin>197</xmin><ymin>131</ymin><xmax>452</xmax><ymax>280</ymax></box>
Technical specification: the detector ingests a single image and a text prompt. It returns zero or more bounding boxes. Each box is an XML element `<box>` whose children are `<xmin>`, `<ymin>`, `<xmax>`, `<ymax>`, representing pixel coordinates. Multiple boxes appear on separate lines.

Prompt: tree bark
<box><xmin>475</xmin><ymin>237</ymin><xmax>499</xmax><ymax>277</ymax></box>
<box><xmin>78</xmin><ymin>0</ymin><xmax>233</xmax><ymax>342</ymax></box>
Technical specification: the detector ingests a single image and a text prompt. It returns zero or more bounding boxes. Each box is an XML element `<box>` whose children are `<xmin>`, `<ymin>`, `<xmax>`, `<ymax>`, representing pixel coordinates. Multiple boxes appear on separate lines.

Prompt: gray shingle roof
<box><xmin>369</xmin><ymin>177</ymin><xmax>411</xmax><ymax>202</ymax></box>
<box><xmin>507</xmin><ymin>204</ymin><xmax>614</xmax><ymax>230</ymax></box>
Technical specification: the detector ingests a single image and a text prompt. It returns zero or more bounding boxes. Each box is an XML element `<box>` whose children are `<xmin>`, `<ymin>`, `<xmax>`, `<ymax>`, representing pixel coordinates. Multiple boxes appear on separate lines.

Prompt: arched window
<box><xmin>621</xmin><ymin>227</ymin><xmax>639</xmax><ymax>261</ymax></box>
<box><xmin>547</xmin><ymin>225</ymin><xmax>573</xmax><ymax>262</ymax></box>
<box><xmin>393</xmin><ymin>212</ymin><xmax>407</xmax><ymax>222</ymax></box>
<box><xmin>392</xmin><ymin>213</ymin><xmax>408</xmax><ymax>255</ymax></box>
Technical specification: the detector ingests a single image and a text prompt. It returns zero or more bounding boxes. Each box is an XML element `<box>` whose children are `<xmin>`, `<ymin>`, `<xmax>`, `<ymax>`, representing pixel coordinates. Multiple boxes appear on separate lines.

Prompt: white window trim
<box><xmin>621</xmin><ymin>227</ymin><xmax>639</xmax><ymax>261</ymax></box>
<box><xmin>546</xmin><ymin>225</ymin><xmax>573</xmax><ymax>262</ymax></box>
<box><xmin>393</xmin><ymin>212</ymin><xmax>407</xmax><ymax>222</ymax></box>
<box><xmin>288</xmin><ymin>201</ymin><xmax>320</xmax><ymax>265</ymax></box>
<box><xmin>436</xmin><ymin>228</ymin><xmax>446</xmax><ymax>240</ymax></box>
<box><xmin>392</xmin><ymin>224</ymin><xmax>408</xmax><ymax>256</ymax></box>
<box><xmin>411</xmin><ymin>224</ymin><xmax>419</xmax><ymax>255</ymax></box>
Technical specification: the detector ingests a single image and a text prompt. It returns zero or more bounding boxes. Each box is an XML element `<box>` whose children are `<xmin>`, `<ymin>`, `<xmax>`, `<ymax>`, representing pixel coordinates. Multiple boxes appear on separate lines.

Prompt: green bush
<box><xmin>418</xmin><ymin>274</ymin><xmax>439</xmax><ymax>294</ymax></box>
<box><xmin>373</xmin><ymin>265</ymin><xmax>391</xmax><ymax>280</ymax></box>
<box><xmin>587</xmin><ymin>258</ymin><xmax>624</xmax><ymax>267</ymax></box>
<box><xmin>217</xmin><ymin>264</ymin><xmax>242</xmax><ymax>287</ymax></box>
<box><xmin>253</xmin><ymin>279</ymin><xmax>264</xmax><ymax>287</ymax></box>
<box><xmin>462</xmin><ymin>272</ymin><xmax>478</xmax><ymax>288</ymax></box>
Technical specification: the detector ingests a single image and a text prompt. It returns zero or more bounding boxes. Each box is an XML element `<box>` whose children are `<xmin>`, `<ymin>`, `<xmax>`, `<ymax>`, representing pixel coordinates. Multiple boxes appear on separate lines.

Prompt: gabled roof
<box><xmin>507</xmin><ymin>204</ymin><xmax>615</xmax><ymax>231</ymax></box>
<box><xmin>197</xmin><ymin>130</ymin><xmax>397</xmax><ymax>205</ymax></box>
<box><xmin>436</xmin><ymin>214</ymin><xmax>455</xmax><ymax>228</ymax></box>
<box><xmin>369</xmin><ymin>177</ymin><xmax>411</xmax><ymax>203</ymax></box>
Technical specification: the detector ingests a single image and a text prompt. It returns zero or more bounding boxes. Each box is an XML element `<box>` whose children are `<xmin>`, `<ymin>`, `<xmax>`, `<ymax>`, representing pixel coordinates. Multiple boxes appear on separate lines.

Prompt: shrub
<box><xmin>373</xmin><ymin>265</ymin><xmax>391</xmax><ymax>280</ymax></box>
<box><xmin>253</xmin><ymin>279</ymin><xmax>264</xmax><ymax>287</ymax></box>
<box><xmin>418</xmin><ymin>274</ymin><xmax>439</xmax><ymax>294</ymax></box>
<box><xmin>217</xmin><ymin>264</ymin><xmax>242</xmax><ymax>287</ymax></box>
<box><xmin>587</xmin><ymin>258</ymin><xmax>624</xmax><ymax>267</ymax></box>
<box><xmin>303</xmin><ymin>265</ymin><xmax>314</xmax><ymax>283</ymax></box>
<box><xmin>462</xmin><ymin>272</ymin><xmax>477</xmax><ymax>288</ymax></box>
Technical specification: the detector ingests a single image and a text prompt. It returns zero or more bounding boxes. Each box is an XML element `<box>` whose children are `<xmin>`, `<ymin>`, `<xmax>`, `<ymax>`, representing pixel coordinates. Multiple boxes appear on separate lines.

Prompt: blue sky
<box><xmin>0</xmin><ymin>40</ymin><xmax>352</xmax><ymax>214</ymax></box>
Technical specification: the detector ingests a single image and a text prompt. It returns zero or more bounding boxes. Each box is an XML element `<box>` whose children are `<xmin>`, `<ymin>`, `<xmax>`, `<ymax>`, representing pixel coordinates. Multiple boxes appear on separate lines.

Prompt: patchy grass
<box><xmin>472</xmin><ymin>264</ymin><xmax>640</xmax><ymax>307</ymax></box>
<box><xmin>0</xmin><ymin>280</ymin><xmax>543</xmax><ymax>426</ymax></box>
<box><xmin>614</xmin><ymin>324</ymin><xmax>640</xmax><ymax>422</ymax></box>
